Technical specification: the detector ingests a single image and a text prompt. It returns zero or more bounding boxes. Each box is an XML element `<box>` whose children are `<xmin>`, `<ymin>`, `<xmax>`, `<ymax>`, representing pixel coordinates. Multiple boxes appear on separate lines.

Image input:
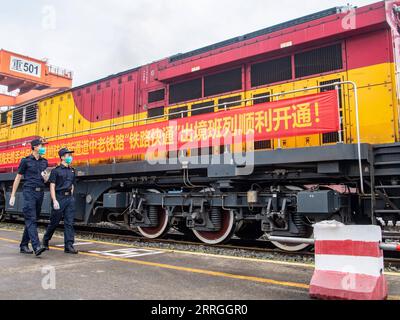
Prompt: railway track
<box><xmin>3</xmin><ymin>219</ymin><xmax>317</xmax><ymax>260</ymax></box>
<box><xmin>73</xmin><ymin>225</ymin><xmax>400</xmax><ymax>268</ymax></box>
<box><xmin>2</xmin><ymin>219</ymin><xmax>400</xmax><ymax>268</ymax></box>
<box><xmin>75</xmin><ymin>224</ymin><xmax>316</xmax><ymax>257</ymax></box>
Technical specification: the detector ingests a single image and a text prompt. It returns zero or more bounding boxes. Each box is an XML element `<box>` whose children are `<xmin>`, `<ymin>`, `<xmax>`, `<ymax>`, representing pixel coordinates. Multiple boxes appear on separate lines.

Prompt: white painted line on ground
<box><xmin>89</xmin><ymin>248</ymin><xmax>164</xmax><ymax>258</ymax></box>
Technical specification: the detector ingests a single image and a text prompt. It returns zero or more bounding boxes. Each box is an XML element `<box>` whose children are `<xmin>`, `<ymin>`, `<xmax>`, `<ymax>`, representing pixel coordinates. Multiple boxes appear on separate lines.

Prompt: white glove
<box><xmin>53</xmin><ymin>200</ymin><xmax>60</xmax><ymax>210</ymax></box>
<box><xmin>41</xmin><ymin>171</ymin><xmax>50</xmax><ymax>183</ymax></box>
<box><xmin>9</xmin><ymin>196</ymin><xmax>15</xmax><ymax>207</ymax></box>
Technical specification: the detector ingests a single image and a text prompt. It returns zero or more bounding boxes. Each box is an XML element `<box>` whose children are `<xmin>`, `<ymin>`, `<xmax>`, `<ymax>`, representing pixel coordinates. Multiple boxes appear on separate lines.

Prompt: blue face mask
<box><xmin>38</xmin><ymin>147</ymin><xmax>46</xmax><ymax>156</ymax></box>
<box><xmin>65</xmin><ymin>156</ymin><xmax>73</xmax><ymax>165</ymax></box>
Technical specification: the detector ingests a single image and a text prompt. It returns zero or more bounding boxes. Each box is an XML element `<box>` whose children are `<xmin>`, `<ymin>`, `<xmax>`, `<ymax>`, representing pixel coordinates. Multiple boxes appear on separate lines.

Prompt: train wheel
<box><xmin>193</xmin><ymin>210</ymin><xmax>236</xmax><ymax>245</ymax></box>
<box><xmin>0</xmin><ymin>208</ymin><xmax>5</xmax><ymax>222</ymax></box>
<box><xmin>137</xmin><ymin>207</ymin><xmax>170</xmax><ymax>239</ymax></box>
<box><xmin>268</xmin><ymin>211</ymin><xmax>314</xmax><ymax>252</ymax></box>
<box><xmin>235</xmin><ymin>222</ymin><xmax>264</xmax><ymax>240</ymax></box>
<box><xmin>269</xmin><ymin>233</ymin><xmax>314</xmax><ymax>252</ymax></box>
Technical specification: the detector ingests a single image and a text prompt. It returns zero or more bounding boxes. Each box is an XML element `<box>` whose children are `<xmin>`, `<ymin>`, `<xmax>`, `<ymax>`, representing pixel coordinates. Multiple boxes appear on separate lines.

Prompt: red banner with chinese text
<box><xmin>0</xmin><ymin>91</ymin><xmax>339</xmax><ymax>169</ymax></box>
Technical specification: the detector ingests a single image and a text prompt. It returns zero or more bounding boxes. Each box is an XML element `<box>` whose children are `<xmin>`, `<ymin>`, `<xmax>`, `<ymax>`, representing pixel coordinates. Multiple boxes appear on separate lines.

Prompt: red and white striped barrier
<box><xmin>309</xmin><ymin>221</ymin><xmax>388</xmax><ymax>300</ymax></box>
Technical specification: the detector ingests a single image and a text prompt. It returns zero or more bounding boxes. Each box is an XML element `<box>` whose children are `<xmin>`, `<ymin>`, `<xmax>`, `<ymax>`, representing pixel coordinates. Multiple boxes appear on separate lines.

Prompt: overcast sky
<box><xmin>1</xmin><ymin>0</ymin><xmax>378</xmax><ymax>86</ymax></box>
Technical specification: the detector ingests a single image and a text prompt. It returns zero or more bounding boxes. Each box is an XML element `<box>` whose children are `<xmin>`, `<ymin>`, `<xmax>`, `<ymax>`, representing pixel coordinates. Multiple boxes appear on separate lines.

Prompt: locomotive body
<box><xmin>1</xmin><ymin>1</ymin><xmax>400</xmax><ymax>250</ymax></box>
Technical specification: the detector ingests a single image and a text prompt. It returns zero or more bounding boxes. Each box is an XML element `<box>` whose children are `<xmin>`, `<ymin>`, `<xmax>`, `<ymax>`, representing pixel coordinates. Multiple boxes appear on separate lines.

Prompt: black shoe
<box><xmin>20</xmin><ymin>246</ymin><xmax>33</xmax><ymax>254</ymax></box>
<box><xmin>43</xmin><ymin>240</ymin><xmax>49</xmax><ymax>251</ymax></box>
<box><xmin>35</xmin><ymin>246</ymin><xmax>46</xmax><ymax>257</ymax></box>
<box><xmin>65</xmin><ymin>245</ymin><xmax>78</xmax><ymax>254</ymax></box>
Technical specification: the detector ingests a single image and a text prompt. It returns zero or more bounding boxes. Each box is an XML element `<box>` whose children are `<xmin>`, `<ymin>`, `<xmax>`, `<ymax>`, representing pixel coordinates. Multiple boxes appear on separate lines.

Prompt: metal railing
<box><xmin>0</xmin><ymin>81</ymin><xmax>363</xmax><ymax>192</ymax></box>
<box><xmin>47</xmin><ymin>65</ymin><xmax>73</xmax><ymax>79</ymax></box>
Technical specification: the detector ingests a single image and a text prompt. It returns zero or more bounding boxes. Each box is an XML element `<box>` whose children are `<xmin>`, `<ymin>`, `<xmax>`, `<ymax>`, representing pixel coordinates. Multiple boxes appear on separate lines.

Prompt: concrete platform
<box><xmin>0</xmin><ymin>228</ymin><xmax>399</xmax><ymax>300</ymax></box>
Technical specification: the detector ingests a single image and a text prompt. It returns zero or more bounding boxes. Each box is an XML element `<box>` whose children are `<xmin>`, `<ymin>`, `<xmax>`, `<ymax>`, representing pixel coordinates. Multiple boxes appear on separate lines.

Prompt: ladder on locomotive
<box><xmin>367</xmin><ymin>144</ymin><xmax>400</xmax><ymax>228</ymax></box>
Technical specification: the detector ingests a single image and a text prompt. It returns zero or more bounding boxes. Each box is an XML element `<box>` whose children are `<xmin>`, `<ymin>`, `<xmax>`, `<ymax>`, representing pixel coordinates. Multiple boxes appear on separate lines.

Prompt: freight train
<box><xmin>1</xmin><ymin>1</ymin><xmax>400</xmax><ymax>251</ymax></box>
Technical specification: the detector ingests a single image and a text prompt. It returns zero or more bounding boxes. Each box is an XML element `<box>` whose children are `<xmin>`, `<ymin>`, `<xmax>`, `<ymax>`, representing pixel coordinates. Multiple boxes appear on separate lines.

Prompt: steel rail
<box><xmin>269</xmin><ymin>236</ymin><xmax>400</xmax><ymax>252</ymax></box>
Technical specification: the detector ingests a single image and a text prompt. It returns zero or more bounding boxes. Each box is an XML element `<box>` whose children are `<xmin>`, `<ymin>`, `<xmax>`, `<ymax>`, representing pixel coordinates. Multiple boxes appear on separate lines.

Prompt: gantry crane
<box><xmin>0</xmin><ymin>49</ymin><xmax>73</xmax><ymax>109</ymax></box>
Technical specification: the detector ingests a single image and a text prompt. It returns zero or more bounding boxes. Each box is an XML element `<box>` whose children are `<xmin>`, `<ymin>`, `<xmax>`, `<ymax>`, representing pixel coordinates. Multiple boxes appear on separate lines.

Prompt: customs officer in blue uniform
<box><xmin>9</xmin><ymin>138</ymin><xmax>49</xmax><ymax>257</ymax></box>
<box><xmin>43</xmin><ymin>148</ymin><xmax>78</xmax><ymax>254</ymax></box>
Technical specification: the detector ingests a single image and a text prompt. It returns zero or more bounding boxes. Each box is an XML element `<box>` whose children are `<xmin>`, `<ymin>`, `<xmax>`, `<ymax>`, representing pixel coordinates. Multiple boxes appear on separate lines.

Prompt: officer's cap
<box><xmin>31</xmin><ymin>138</ymin><xmax>48</xmax><ymax>148</ymax></box>
<box><xmin>59</xmin><ymin>148</ymin><xmax>75</xmax><ymax>158</ymax></box>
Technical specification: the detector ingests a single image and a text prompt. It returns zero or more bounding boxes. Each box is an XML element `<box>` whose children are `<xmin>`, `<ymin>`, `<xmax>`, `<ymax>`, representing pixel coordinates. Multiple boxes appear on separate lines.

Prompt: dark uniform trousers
<box><xmin>17</xmin><ymin>155</ymin><xmax>48</xmax><ymax>250</ymax></box>
<box><xmin>44</xmin><ymin>192</ymin><xmax>75</xmax><ymax>246</ymax></box>
<box><xmin>21</xmin><ymin>188</ymin><xmax>44</xmax><ymax>250</ymax></box>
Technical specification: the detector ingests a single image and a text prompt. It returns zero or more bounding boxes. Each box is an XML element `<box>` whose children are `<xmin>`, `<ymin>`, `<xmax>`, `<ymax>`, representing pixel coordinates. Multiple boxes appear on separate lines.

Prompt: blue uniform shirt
<box><xmin>18</xmin><ymin>155</ymin><xmax>48</xmax><ymax>189</ymax></box>
<box><xmin>49</xmin><ymin>164</ymin><xmax>76</xmax><ymax>192</ymax></box>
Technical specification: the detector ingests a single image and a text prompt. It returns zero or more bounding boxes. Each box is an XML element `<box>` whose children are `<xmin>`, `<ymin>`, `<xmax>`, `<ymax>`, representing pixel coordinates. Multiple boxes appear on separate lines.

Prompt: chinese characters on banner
<box><xmin>0</xmin><ymin>91</ymin><xmax>339</xmax><ymax>169</ymax></box>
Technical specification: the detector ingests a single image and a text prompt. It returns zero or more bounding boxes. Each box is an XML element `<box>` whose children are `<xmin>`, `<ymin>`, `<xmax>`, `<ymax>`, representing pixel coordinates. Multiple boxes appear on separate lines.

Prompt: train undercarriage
<box><xmin>1</xmin><ymin>143</ymin><xmax>400</xmax><ymax>252</ymax></box>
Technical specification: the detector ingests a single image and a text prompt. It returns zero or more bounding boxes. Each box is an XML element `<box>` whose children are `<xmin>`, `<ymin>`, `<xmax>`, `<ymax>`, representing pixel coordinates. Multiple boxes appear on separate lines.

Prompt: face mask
<box><xmin>65</xmin><ymin>156</ymin><xmax>73</xmax><ymax>165</ymax></box>
<box><xmin>38</xmin><ymin>147</ymin><xmax>46</xmax><ymax>156</ymax></box>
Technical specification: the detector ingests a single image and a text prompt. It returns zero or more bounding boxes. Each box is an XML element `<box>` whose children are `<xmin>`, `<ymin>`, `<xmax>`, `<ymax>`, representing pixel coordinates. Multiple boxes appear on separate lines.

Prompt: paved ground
<box><xmin>0</xmin><ymin>228</ymin><xmax>399</xmax><ymax>300</ymax></box>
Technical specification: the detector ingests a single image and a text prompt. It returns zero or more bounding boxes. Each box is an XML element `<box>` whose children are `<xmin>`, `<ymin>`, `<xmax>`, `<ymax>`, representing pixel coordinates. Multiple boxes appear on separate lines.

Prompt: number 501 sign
<box><xmin>9</xmin><ymin>56</ymin><xmax>42</xmax><ymax>78</ymax></box>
